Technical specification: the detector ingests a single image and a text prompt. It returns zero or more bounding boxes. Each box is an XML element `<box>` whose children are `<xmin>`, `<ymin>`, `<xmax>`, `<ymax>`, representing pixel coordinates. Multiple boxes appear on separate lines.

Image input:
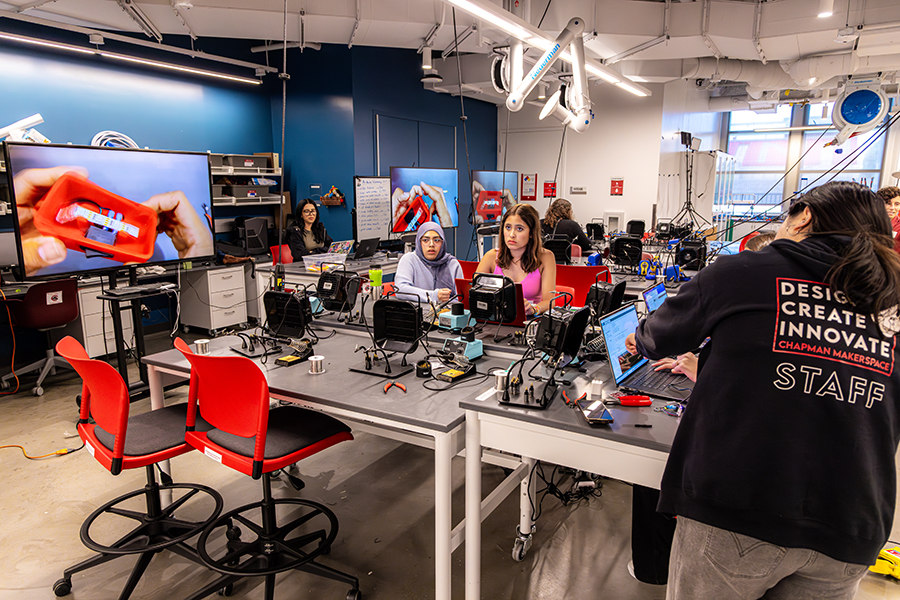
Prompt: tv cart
<box><xmin>97</xmin><ymin>266</ymin><xmax>174</xmax><ymax>399</ymax></box>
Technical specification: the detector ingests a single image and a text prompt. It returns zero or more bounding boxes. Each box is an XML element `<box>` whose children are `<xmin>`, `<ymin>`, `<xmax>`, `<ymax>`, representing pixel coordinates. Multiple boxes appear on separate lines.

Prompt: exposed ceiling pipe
<box><xmin>683</xmin><ymin>57</ymin><xmax>798</xmax><ymax>98</ymax></box>
<box><xmin>348</xmin><ymin>0</ymin><xmax>360</xmax><ymax>48</ymax></box>
<box><xmin>250</xmin><ymin>41</ymin><xmax>321</xmax><ymax>53</ymax></box>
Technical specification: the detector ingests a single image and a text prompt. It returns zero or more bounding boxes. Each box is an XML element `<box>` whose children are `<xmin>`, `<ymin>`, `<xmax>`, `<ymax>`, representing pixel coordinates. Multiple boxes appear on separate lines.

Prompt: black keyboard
<box><xmin>629</xmin><ymin>367</ymin><xmax>683</xmax><ymax>391</ymax></box>
<box><xmin>104</xmin><ymin>283</ymin><xmax>175</xmax><ymax>296</ymax></box>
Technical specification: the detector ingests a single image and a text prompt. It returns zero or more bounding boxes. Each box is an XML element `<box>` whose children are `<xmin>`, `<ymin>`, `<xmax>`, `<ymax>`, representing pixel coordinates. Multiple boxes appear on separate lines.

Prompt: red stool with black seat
<box><xmin>174</xmin><ymin>338</ymin><xmax>361</xmax><ymax>600</ymax></box>
<box><xmin>52</xmin><ymin>336</ymin><xmax>223</xmax><ymax>600</ymax></box>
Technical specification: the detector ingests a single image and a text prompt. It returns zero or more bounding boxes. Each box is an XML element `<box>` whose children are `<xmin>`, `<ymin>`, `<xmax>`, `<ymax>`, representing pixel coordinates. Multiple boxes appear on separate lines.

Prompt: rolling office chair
<box><xmin>544</xmin><ymin>236</ymin><xmax>571</xmax><ymax>265</ymax></box>
<box><xmin>52</xmin><ymin>336</ymin><xmax>223</xmax><ymax>600</ymax></box>
<box><xmin>1</xmin><ymin>278</ymin><xmax>79</xmax><ymax>396</ymax></box>
<box><xmin>173</xmin><ymin>338</ymin><xmax>362</xmax><ymax>600</ymax></box>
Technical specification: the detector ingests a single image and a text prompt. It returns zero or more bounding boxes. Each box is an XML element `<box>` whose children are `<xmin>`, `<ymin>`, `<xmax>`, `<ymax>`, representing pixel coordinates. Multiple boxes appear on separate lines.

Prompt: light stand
<box><xmin>670</xmin><ymin>134</ymin><xmax>711</xmax><ymax>236</ymax></box>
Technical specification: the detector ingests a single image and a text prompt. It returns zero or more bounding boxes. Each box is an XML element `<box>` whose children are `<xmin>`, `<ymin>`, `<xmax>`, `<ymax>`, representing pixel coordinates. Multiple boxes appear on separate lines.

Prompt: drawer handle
<box><xmin>223</xmin><ymin>292</ymin><xmax>234</xmax><ymax>298</ymax></box>
<box><xmin>225</xmin><ymin>310</ymin><xmax>235</xmax><ymax>315</ymax></box>
<box><xmin>221</xmin><ymin>275</ymin><xmax>233</xmax><ymax>280</ymax></box>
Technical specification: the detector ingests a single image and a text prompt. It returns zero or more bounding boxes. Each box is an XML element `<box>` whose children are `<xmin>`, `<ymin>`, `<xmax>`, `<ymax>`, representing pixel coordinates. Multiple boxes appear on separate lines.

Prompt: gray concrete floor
<box><xmin>2</xmin><ymin>333</ymin><xmax>900</xmax><ymax>599</ymax></box>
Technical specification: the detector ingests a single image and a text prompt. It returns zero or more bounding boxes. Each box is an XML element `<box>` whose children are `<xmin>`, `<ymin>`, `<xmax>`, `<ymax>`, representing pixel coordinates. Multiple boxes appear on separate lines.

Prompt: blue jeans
<box><xmin>666</xmin><ymin>517</ymin><xmax>869</xmax><ymax>600</ymax></box>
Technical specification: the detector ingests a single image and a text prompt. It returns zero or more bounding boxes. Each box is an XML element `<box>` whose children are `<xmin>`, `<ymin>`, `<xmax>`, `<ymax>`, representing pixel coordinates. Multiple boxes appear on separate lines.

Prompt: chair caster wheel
<box><xmin>225</xmin><ymin>526</ymin><xmax>242</xmax><ymax>541</ymax></box>
<box><xmin>217</xmin><ymin>583</ymin><xmax>234</xmax><ymax>596</ymax></box>
<box><xmin>33</xmin><ymin>386</ymin><xmax>44</xmax><ymax>396</ymax></box>
<box><xmin>53</xmin><ymin>578</ymin><xmax>72</xmax><ymax>596</ymax></box>
<box><xmin>346</xmin><ymin>589</ymin><xmax>362</xmax><ymax>600</ymax></box>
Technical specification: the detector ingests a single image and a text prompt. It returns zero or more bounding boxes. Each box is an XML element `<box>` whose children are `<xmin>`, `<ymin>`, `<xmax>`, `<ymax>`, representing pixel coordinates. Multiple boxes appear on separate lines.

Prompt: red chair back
<box><xmin>174</xmin><ymin>338</ymin><xmax>271</xmax><ymax>460</ymax></box>
<box><xmin>570</xmin><ymin>245</ymin><xmax>582</xmax><ymax>259</ymax></box>
<box><xmin>459</xmin><ymin>260</ymin><xmax>479</xmax><ymax>281</ymax></box>
<box><xmin>554</xmin><ymin>264</ymin><xmax>611</xmax><ymax>307</ymax></box>
<box><xmin>14</xmin><ymin>279</ymin><xmax>79</xmax><ymax>330</ymax></box>
<box><xmin>554</xmin><ymin>285</ymin><xmax>576</xmax><ymax>307</ymax></box>
<box><xmin>271</xmin><ymin>244</ymin><xmax>294</xmax><ymax>265</ymax></box>
<box><xmin>739</xmin><ymin>232</ymin><xmax>760</xmax><ymax>252</ymax></box>
<box><xmin>56</xmin><ymin>336</ymin><xmax>131</xmax><ymax>472</ymax></box>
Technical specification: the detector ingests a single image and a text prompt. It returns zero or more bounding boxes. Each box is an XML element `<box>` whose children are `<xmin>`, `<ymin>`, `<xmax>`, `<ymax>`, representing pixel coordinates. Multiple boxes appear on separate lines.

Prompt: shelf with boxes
<box><xmin>210</xmin><ymin>153</ymin><xmax>283</xmax><ymax>207</ymax></box>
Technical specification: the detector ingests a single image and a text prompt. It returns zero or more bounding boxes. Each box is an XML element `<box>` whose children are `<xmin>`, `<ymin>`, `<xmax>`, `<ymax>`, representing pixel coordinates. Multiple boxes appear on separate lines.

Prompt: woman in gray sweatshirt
<box><xmin>394</xmin><ymin>222</ymin><xmax>463</xmax><ymax>303</ymax></box>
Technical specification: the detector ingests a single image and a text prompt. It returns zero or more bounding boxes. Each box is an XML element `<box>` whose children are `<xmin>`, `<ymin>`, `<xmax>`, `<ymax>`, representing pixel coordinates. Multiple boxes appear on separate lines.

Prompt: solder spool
<box><xmin>309</xmin><ymin>355</ymin><xmax>325</xmax><ymax>374</ymax></box>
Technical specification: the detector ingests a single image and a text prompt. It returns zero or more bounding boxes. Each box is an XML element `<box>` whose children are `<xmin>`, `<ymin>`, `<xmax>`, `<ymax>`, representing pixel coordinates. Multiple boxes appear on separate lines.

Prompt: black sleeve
<box><xmin>286</xmin><ymin>227</ymin><xmax>310</xmax><ymax>259</ymax></box>
<box><xmin>634</xmin><ymin>272</ymin><xmax>711</xmax><ymax>360</ymax></box>
<box><xmin>570</xmin><ymin>222</ymin><xmax>593</xmax><ymax>252</ymax></box>
<box><xmin>322</xmin><ymin>229</ymin><xmax>333</xmax><ymax>250</ymax></box>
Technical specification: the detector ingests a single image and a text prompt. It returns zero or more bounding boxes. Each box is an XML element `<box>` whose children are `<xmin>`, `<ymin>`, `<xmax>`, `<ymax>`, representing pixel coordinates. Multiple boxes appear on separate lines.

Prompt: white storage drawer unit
<box><xmin>76</xmin><ymin>285</ymin><xmax>134</xmax><ymax>358</ymax></box>
<box><xmin>180</xmin><ymin>266</ymin><xmax>247</xmax><ymax>334</ymax></box>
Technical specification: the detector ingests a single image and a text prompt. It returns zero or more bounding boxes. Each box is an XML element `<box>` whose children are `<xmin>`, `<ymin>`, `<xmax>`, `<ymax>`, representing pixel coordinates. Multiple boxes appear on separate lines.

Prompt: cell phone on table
<box><xmin>576</xmin><ymin>398</ymin><xmax>614</xmax><ymax>425</ymax></box>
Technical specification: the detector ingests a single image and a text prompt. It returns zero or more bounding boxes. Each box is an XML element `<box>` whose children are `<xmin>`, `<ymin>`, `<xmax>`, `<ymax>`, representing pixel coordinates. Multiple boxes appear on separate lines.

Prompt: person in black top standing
<box><xmin>286</xmin><ymin>198</ymin><xmax>333</xmax><ymax>259</ymax></box>
<box><xmin>625</xmin><ymin>181</ymin><xmax>900</xmax><ymax>599</ymax></box>
<box><xmin>541</xmin><ymin>198</ymin><xmax>592</xmax><ymax>253</ymax></box>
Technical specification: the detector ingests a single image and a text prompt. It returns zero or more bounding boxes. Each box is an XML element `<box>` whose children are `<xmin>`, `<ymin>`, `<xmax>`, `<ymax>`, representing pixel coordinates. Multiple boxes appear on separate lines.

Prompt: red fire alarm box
<box><xmin>543</xmin><ymin>181</ymin><xmax>557</xmax><ymax>198</ymax></box>
<box><xmin>33</xmin><ymin>173</ymin><xmax>159</xmax><ymax>263</ymax></box>
<box><xmin>611</xmin><ymin>178</ymin><xmax>624</xmax><ymax>196</ymax></box>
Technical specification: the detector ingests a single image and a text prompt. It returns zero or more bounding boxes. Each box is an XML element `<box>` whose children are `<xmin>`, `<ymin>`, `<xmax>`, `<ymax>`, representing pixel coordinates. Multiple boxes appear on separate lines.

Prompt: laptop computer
<box><xmin>598</xmin><ymin>303</ymin><xmax>693</xmax><ymax>402</ymax></box>
<box><xmin>455</xmin><ymin>278</ymin><xmax>528</xmax><ymax>328</ymax></box>
<box><xmin>641</xmin><ymin>282</ymin><xmax>668</xmax><ymax>313</ymax></box>
<box><xmin>350</xmin><ymin>237</ymin><xmax>379</xmax><ymax>260</ymax></box>
<box><xmin>327</xmin><ymin>240</ymin><xmax>354</xmax><ymax>254</ymax></box>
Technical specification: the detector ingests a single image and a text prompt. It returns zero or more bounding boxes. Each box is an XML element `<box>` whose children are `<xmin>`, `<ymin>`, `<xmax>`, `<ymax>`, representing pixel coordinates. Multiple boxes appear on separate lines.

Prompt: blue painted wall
<box><xmin>351</xmin><ymin>47</ymin><xmax>499</xmax><ymax>261</ymax></box>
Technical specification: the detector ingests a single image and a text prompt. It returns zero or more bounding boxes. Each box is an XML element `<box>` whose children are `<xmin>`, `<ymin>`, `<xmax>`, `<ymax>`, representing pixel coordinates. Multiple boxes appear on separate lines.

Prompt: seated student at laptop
<box><xmin>286</xmin><ymin>198</ymin><xmax>333</xmax><ymax>258</ymax></box>
<box><xmin>476</xmin><ymin>203</ymin><xmax>556</xmax><ymax>316</ymax></box>
<box><xmin>394</xmin><ymin>222</ymin><xmax>462</xmax><ymax>303</ymax></box>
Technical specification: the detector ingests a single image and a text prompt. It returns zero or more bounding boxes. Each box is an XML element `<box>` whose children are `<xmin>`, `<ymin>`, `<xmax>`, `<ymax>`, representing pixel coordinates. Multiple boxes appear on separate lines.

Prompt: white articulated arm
<box><xmin>506</xmin><ymin>17</ymin><xmax>584</xmax><ymax>112</ymax></box>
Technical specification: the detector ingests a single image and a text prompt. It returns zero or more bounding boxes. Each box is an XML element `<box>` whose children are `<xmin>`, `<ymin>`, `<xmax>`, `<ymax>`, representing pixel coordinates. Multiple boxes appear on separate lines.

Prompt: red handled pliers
<box><xmin>383</xmin><ymin>381</ymin><xmax>407</xmax><ymax>394</ymax></box>
<box><xmin>562</xmin><ymin>390</ymin><xmax>587</xmax><ymax>407</ymax></box>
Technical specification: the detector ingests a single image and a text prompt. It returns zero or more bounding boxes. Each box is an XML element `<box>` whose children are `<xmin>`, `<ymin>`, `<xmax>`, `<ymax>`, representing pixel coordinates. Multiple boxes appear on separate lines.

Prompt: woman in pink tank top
<box><xmin>475</xmin><ymin>203</ymin><xmax>556</xmax><ymax>316</ymax></box>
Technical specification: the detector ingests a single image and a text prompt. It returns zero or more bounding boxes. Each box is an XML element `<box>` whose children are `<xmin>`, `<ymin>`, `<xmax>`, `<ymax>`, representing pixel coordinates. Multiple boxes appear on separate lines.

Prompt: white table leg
<box><xmin>435</xmin><ymin>432</ymin><xmax>453</xmax><ymax>600</ymax></box>
<box><xmin>465</xmin><ymin>410</ymin><xmax>482</xmax><ymax>600</ymax></box>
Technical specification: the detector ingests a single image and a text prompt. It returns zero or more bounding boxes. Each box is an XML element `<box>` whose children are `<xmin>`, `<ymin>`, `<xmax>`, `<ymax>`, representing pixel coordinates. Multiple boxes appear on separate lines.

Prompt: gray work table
<box><xmin>143</xmin><ymin>327</ymin><xmax>523</xmax><ymax>600</ymax></box>
<box><xmin>460</xmin><ymin>362</ymin><xmax>681</xmax><ymax>600</ymax></box>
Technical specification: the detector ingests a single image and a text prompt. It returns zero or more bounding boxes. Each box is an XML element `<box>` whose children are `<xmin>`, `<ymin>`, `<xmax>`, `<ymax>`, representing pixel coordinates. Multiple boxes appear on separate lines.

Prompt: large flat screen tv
<box><xmin>3</xmin><ymin>142</ymin><xmax>215</xmax><ymax>279</ymax></box>
<box><xmin>471</xmin><ymin>170</ymin><xmax>518</xmax><ymax>225</ymax></box>
<box><xmin>389</xmin><ymin>167</ymin><xmax>459</xmax><ymax>233</ymax></box>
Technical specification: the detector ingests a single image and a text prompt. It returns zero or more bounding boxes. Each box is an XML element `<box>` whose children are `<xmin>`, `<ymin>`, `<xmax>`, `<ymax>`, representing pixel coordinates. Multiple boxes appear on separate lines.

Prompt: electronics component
<box><xmin>373</xmin><ymin>298</ymin><xmax>423</xmax><ymax>354</ymax></box>
<box><xmin>263</xmin><ymin>290</ymin><xmax>312</xmax><ymax>338</ymax></box>
<box><xmin>441</xmin><ymin>327</ymin><xmax>484</xmax><ymax>361</ymax></box>
<box><xmin>676</xmin><ymin>239</ymin><xmax>707</xmax><ymax>270</ymax></box>
<box><xmin>586</xmin><ymin>280</ymin><xmax>626</xmax><ymax>316</ymax></box>
<box><xmin>609</xmin><ymin>236</ymin><xmax>643</xmax><ymax>267</ymax></box>
<box><xmin>468</xmin><ymin>273</ymin><xmax>517</xmax><ymax>323</ymax></box>
<box><xmin>275</xmin><ymin>353</ymin><xmax>308</xmax><ymax>366</ymax></box>
<box><xmin>534</xmin><ymin>305</ymin><xmax>591</xmax><ymax>361</ymax></box>
<box><xmin>316</xmin><ymin>268</ymin><xmax>359</xmax><ymax>313</ymax></box>
<box><xmin>870</xmin><ymin>546</ymin><xmax>900</xmax><ymax>579</ymax></box>
<box><xmin>434</xmin><ymin>363</ymin><xmax>476</xmax><ymax>383</ymax></box>
<box><xmin>416</xmin><ymin>360</ymin><xmax>432</xmax><ymax>378</ymax></box>
<box><xmin>438</xmin><ymin>302</ymin><xmax>473</xmax><ymax>332</ymax></box>
<box><xmin>308</xmin><ymin>355</ymin><xmax>325</xmax><ymax>374</ymax></box>
<box><xmin>576</xmin><ymin>398</ymin><xmax>614</xmax><ymax>425</ymax></box>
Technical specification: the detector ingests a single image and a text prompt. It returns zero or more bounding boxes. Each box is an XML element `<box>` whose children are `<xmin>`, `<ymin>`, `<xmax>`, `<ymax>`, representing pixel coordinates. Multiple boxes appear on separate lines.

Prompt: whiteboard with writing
<box><xmin>354</xmin><ymin>176</ymin><xmax>392</xmax><ymax>241</ymax></box>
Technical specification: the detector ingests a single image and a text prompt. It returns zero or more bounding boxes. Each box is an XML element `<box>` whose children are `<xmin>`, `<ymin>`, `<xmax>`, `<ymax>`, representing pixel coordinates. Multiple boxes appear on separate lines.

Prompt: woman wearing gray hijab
<box><xmin>393</xmin><ymin>222</ymin><xmax>463</xmax><ymax>303</ymax></box>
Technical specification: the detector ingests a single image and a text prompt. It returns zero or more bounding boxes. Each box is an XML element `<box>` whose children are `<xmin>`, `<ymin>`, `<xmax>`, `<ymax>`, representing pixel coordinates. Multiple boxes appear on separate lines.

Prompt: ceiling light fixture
<box><xmin>0</xmin><ymin>31</ymin><xmax>261</xmax><ymax>85</ymax></box>
<box><xmin>117</xmin><ymin>0</ymin><xmax>163</xmax><ymax>42</ymax></box>
<box><xmin>537</xmin><ymin>82</ymin><xmax>547</xmax><ymax>99</ymax></box>
<box><xmin>423</xmin><ymin>47</ymin><xmax>433</xmax><ymax>70</ymax></box>
<box><xmin>443</xmin><ymin>0</ymin><xmax>650</xmax><ymax>97</ymax></box>
<box><xmin>817</xmin><ymin>0</ymin><xmax>834</xmax><ymax>18</ymax></box>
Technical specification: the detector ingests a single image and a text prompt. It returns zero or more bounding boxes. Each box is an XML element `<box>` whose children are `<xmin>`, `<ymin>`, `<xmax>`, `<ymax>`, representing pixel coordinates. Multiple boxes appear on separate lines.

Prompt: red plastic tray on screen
<box><xmin>476</xmin><ymin>190</ymin><xmax>503</xmax><ymax>222</ymax></box>
<box><xmin>392</xmin><ymin>195</ymin><xmax>430</xmax><ymax>233</ymax></box>
<box><xmin>32</xmin><ymin>173</ymin><xmax>159</xmax><ymax>264</ymax></box>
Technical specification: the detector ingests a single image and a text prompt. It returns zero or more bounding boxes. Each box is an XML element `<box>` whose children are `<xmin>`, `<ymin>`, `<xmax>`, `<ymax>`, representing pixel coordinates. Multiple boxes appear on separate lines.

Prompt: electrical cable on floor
<box><xmin>0</xmin><ymin>289</ymin><xmax>20</xmax><ymax>395</ymax></box>
<box><xmin>0</xmin><ymin>442</ymin><xmax>85</xmax><ymax>459</ymax></box>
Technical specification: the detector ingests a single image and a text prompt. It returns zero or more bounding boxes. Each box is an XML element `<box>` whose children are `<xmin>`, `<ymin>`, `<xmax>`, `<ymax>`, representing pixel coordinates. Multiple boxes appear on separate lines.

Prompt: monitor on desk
<box><xmin>3</xmin><ymin>142</ymin><xmax>216</xmax><ymax>280</ymax></box>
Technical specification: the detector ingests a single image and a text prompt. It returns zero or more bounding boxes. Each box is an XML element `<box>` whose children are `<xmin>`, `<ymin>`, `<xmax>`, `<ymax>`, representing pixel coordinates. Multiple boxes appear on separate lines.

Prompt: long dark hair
<box><xmin>789</xmin><ymin>181</ymin><xmax>900</xmax><ymax>319</ymax></box>
<box><xmin>544</xmin><ymin>198</ymin><xmax>573</xmax><ymax>229</ymax></box>
<box><xmin>295</xmin><ymin>198</ymin><xmax>327</xmax><ymax>245</ymax></box>
<box><xmin>497</xmin><ymin>203</ymin><xmax>543</xmax><ymax>274</ymax></box>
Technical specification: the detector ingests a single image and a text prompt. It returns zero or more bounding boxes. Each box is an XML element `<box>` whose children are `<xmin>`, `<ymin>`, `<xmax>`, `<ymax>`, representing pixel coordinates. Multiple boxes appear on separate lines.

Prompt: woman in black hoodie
<box><xmin>627</xmin><ymin>182</ymin><xmax>900</xmax><ymax>599</ymax></box>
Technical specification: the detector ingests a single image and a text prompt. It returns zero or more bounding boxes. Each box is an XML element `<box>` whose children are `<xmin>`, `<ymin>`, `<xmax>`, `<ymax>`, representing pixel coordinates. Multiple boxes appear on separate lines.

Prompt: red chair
<box><xmin>270</xmin><ymin>244</ymin><xmax>294</xmax><ymax>265</ymax></box>
<box><xmin>459</xmin><ymin>259</ymin><xmax>479</xmax><ymax>281</ymax></box>
<box><xmin>173</xmin><ymin>338</ymin><xmax>361</xmax><ymax>600</ymax></box>
<box><xmin>1</xmin><ymin>278</ymin><xmax>79</xmax><ymax>396</ymax></box>
<box><xmin>570</xmin><ymin>244</ymin><xmax>582</xmax><ymax>261</ymax></box>
<box><xmin>554</xmin><ymin>285</ymin><xmax>576</xmax><ymax>307</ymax></box>
<box><xmin>52</xmin><ymin>336</ymin><xmax>223</xmax><ymax>600</ymax></box>
<box><xmin>739</xmin><ymin>232</ymin><xmax>761</xmax><ymax>252</ymax></box>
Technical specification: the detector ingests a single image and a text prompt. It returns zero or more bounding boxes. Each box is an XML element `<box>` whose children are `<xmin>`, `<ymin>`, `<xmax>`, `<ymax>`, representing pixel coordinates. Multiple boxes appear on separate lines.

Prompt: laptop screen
<box><xmin>599</xmin><ymin>303</ymin><xmax>649</xmax><ymax>385</ymax></box>
<box><xmin>328</xmin><ymin>240</ymin><xmax>354</xmax><ymax>254</ymax></box>
<box><xmin>642</xmin><ymin>282</ymin><xmax>667</xmax><ymax>313</ymax></box>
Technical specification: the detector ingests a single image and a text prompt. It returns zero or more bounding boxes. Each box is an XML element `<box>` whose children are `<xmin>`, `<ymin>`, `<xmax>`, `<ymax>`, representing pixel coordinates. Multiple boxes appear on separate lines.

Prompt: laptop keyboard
<box><xmin>629</xmin><ymin>367</ymin><xmax>684</xmax><ymax>391</ymax></box>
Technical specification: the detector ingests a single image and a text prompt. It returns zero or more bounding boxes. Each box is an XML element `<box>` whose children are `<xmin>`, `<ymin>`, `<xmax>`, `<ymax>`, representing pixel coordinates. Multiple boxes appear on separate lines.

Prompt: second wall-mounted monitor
<box><xmin>472</xmin><ymin>170</ymin><xmax>518</xmax><ymax>225</ymax></box>
<box><xmin>390</xmin><ymin>167</ymin><xmax>459</xmax><ymax>233</ymax></box>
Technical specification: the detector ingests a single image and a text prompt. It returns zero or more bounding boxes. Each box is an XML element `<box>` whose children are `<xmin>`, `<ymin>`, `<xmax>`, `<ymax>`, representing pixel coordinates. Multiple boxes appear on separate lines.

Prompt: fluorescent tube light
<box><xmin>0</xmin><ymin>31</ymin><xmax>95</xmax><ymax>54</ymax></box>
<box><xmin>446</xmin><ymin>0</ymin><xmax>534</xmax><ymax>42</ymax></box>
<box><xmin>0</xmin><ymin>31</ymin><xmax>261</xmax><ymax>84</ymax></box>
<box><xmin>422</xmin><ymin>47</ymin><xmax>432</xmax><ymax>70</ymax></box>
<box><xmin>615</xmin><ymin>81</ymin><xmax>649</xmax><ymax>97</ymax></box>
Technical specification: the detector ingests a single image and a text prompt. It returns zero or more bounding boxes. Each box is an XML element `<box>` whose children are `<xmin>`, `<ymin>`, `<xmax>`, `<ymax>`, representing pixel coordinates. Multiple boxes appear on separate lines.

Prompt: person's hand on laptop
<box><xmin>653</xmin><ymin>353</ymin><xmax>698</xmax><ymax>382</ymax></box>
<box><xmin>625</xmin><ymin>333</ymin><xmax>638</xmax><ymax>355</ymax></box>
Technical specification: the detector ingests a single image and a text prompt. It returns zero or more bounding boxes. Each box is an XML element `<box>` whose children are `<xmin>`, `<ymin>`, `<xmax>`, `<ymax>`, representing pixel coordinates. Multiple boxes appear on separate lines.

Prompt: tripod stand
<box><xmin>670</xmin><ymin>147</ymin><xmax>712</xmax><ymax>234</ymax></box>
